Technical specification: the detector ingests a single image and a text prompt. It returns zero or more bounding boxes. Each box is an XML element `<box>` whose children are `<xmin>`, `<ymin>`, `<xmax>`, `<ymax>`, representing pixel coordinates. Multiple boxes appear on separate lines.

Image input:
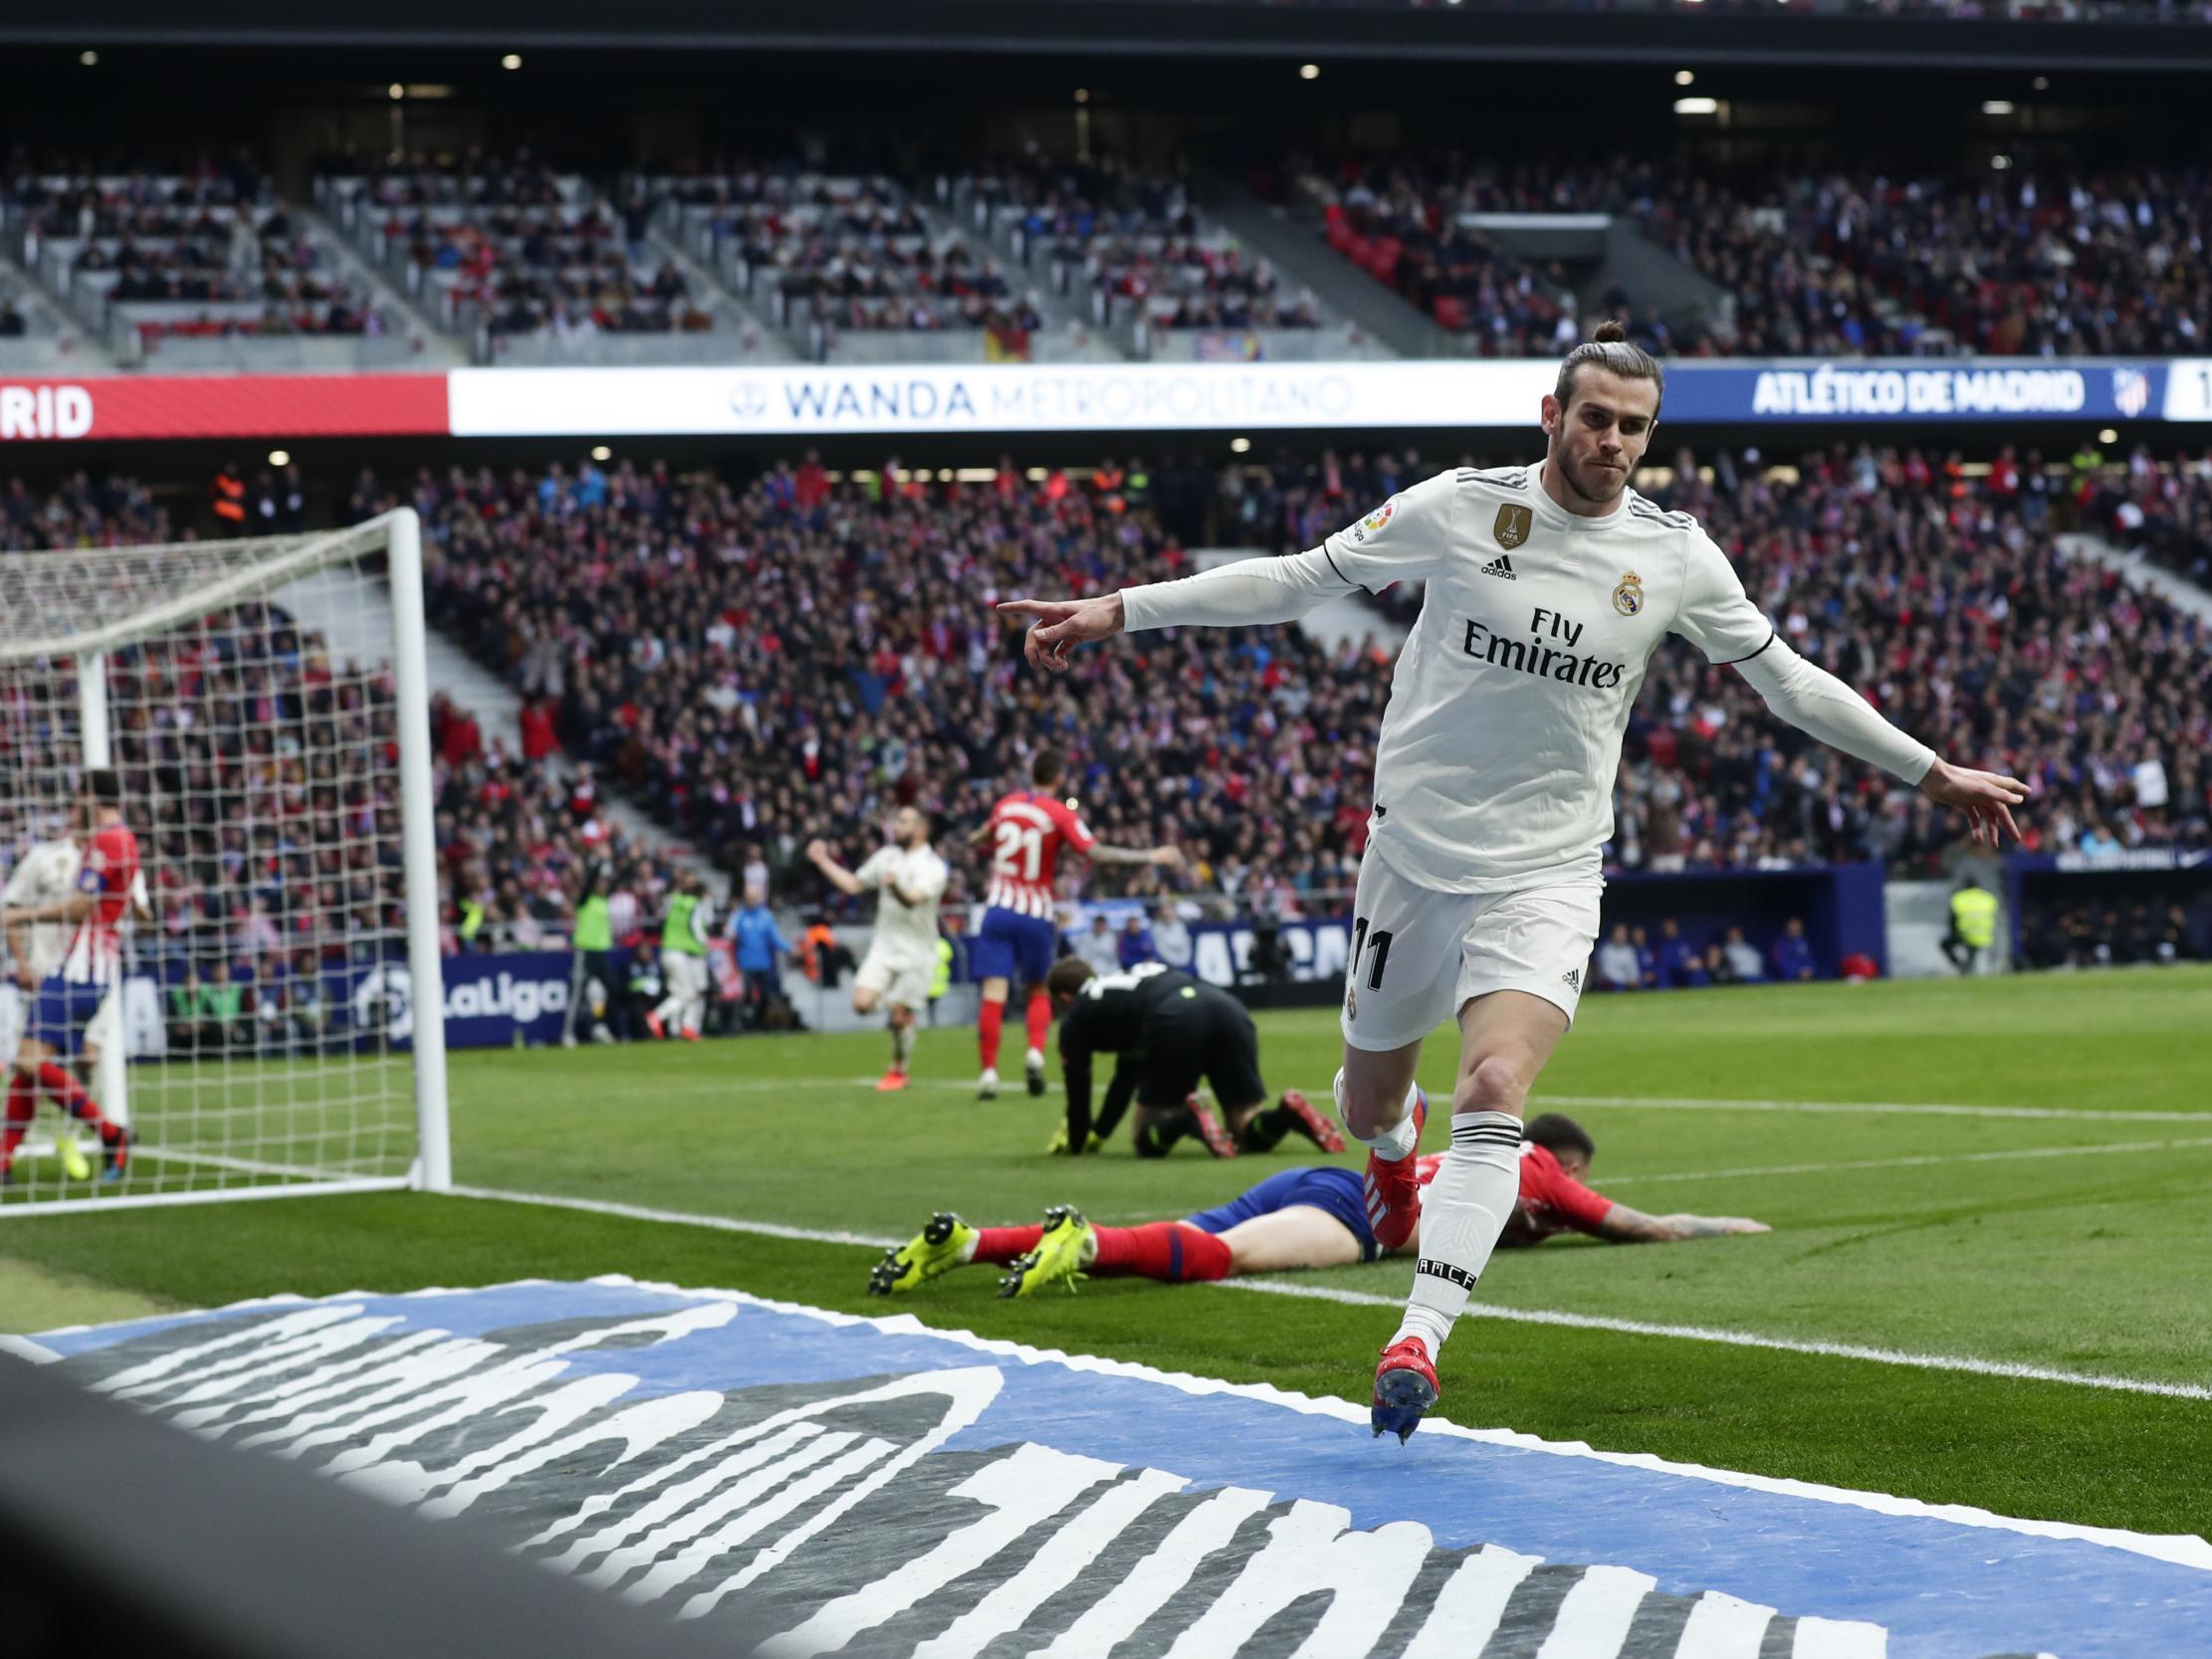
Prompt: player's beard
<box><xmin>1554</xmin><ymin>444</ymin><xmax>1629</xmax><ymax>507</ymax></box>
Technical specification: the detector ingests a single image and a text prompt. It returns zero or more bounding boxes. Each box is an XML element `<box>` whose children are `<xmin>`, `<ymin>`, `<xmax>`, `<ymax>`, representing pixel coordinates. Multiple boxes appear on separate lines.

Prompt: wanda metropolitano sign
<box><xmin>2</xmin><ymin>358</ymin><xmax>2209</xmax><ymax>442</ymax></box>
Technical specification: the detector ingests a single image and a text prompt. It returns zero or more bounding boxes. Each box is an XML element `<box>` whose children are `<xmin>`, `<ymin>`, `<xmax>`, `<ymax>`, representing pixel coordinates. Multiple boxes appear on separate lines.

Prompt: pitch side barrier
<box><xmin>0</xmin><ymin>1348</ymin><xmax>741</xmax><ymax>1659</ymax></box>
<box><xmin>2</xmin><ymin>358</ymin><xmax>2210</xmax><ymax>443</ymax></box>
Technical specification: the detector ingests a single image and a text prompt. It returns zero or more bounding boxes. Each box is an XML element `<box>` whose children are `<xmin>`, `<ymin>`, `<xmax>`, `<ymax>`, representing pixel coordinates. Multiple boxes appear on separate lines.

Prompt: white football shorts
<box><xmin>1339</xmin><ymin>853</ymin><xmax>1602</xmax><ymax>1050</ymax></box>
<box><xmin>854</xmin><ymin>947</ymin><xmax>932</xmax><ymax>1011</ymax></box>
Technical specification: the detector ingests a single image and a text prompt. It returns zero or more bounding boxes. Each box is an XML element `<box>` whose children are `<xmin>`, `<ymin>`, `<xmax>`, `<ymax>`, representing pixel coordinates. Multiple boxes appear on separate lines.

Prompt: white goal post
<box><xmin>0</xmin><ymin>509</ymin><xmax>448</xmax><ymax>1215</ymax></box>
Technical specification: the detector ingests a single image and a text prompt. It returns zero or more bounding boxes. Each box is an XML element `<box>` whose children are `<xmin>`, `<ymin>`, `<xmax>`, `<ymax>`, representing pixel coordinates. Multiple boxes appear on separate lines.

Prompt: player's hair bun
<box><xmin>1592</xmin><ymin>318</ymin><xmax>1630</xmax><ymax>344</ymax></box>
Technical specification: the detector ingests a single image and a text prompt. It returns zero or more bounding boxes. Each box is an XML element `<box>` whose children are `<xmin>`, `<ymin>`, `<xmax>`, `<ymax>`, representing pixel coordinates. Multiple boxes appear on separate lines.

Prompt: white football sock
<box><xmin>893</xmin><ymin>1021</ymin><xmax>916</xmax><ymax>1067</ymax></box>
<box><xmin>1340</xmin><ymin>1070</ymin><xmax>1424</xmax><ymax>1161</ymax></box>
<box><xmin>1393</xmin><ymin>1110</ymin><xmax>1522</xmax><ymax>1360</ymax></box>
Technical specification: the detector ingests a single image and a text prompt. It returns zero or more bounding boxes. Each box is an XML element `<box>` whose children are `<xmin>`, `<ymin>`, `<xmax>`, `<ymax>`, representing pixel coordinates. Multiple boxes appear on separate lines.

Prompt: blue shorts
<box><xmin>972</xmin><ymin>907</ymin><xmax>1059</xmax><ymax>986</ymax></box>
<box><xmin>32</xmin><ymin>977</ymin><xmax>108</xmax><ymax>1060</ymax></box>
<box><xmin>1187</xmin><ymin>1166</ymin><xmax>1379</xmax><ymax>1262</ymax></box>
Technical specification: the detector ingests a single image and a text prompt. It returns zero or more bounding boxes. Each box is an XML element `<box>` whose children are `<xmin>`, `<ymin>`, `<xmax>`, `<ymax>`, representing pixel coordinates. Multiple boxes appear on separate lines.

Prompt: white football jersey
<box><xmin>856</xmin><ymin>843</ymin><xmax>948</xmax><ymax>965</ymax></box>
<box><xmin>1322</xmin><ymin>466</ymin><xmax>1774</xmax><ymax>891</ymax></box>
<box><xmin>3</xmin><ymin>837</ymin><xmax>83</xmax><ymax>978</ymax></box>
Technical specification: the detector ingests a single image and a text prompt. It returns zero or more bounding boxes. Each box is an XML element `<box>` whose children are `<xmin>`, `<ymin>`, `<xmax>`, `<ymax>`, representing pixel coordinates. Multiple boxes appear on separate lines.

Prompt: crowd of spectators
<box><xmin>338</xmin><ymin>442</ymin><xmax>2207</xmax><ymax>948</ymax></box>
<box><xmin>657</xmin><ymin>165</ymin><xmax>1038</xmax><ymax>336</ymax></box>
<box><xmin>1592</xmin><ymin>917</ymin><xmax>1821</xmax><ymax>990</ymax></box>
<box><xmin>2018</xmin><ymin>900</ymin><xmax>2198</xmax><ymax>969</ymax></box>
<box><xmin>1289</xmin><ymin>148</ymin><xmax>2212</xmax><ymax>359</ymax></box>
<box><xmin>350</xmin><ymin>452</ymin><xmax>1383</xmax><ymax>919</ymax></box>
<box><xmin>333</xmin><ymin>152</ymin><xmax>713</xmax><ymax>337</ymax></box>
<box><xmin>6</xmin><ymin>158</ymin><xmax>391</xmax><ymax>343</ymax></box>
<box><xmin>960</xmin><ymin>150</ymin><xmax>1325</xmax><ymax>333</ymax></box>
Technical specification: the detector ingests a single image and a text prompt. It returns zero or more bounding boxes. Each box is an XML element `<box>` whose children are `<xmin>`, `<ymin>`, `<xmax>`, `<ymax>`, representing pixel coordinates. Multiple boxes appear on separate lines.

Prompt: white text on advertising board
<box><xmin>0</xmin><ymin>385</ymin><xmax>93</xmax><ymax>440</ymax></box>
<box><xmin>1751</xmin><ymin>366</ymin><xmax>2087</xmax><ymax>417</ymax></box>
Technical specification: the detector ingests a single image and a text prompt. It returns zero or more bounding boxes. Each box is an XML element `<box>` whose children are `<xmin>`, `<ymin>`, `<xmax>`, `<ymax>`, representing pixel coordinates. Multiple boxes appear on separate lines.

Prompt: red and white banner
<box><xmin>0</xmin><ymin>374</ymin><xmax>450</xmax><ymax>441</ymax></box>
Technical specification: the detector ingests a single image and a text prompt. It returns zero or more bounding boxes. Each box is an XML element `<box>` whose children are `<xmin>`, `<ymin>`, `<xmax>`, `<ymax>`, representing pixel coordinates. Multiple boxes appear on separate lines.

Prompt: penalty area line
<box><xmin>447</xmin><ymin>1183</ymin><xmax>2212</xmax><ymax>1403</ymax></box>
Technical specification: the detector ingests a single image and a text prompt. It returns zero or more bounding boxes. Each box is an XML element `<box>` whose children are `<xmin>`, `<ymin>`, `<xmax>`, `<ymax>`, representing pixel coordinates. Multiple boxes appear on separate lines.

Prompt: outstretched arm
<box><xmin>1000</xmin><ymin>472</ymin><xmax>1459</xmax><ymax>675</ymax></box>
<box><xmin>1</xmin><ymin>892</ymin><xmax>94</xmax><ymax>930</ymax></box>
<box><xmin>1673</xmin><ymin>532</ymin><xmax>2027</xmax><ymax>850</ymax></box>
<box><xmin>805</xmin><ymin>841</ymin><xmax>868</xmax><ymax>900</ymax></box>
<box><xmin>1088</xmin><ymin>842</ymin><xmax>1184</xmax><ymax>869</ymax></box>
<box><xmin>1597</xmin><ymin>1203</ymin><xmax>1769</xmax><ymax>1243</ymax></box>
<box><xmin>997</xmin><ymin>547</ymin><xmax>1356</xmax><ymax>674</ymax></box>
<box><xmin>1732</xmin><ymin>640</ymin><xmax>2029</xmax><ymax>849</ymax></box>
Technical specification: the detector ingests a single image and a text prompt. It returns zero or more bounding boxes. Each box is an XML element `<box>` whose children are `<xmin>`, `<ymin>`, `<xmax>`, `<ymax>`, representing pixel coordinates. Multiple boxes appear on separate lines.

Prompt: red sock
<box><xmin>978</xmin><ymin>997</ymin><xmax>1004</xmax><ymax>1070</ymax></box>
<box><xmin>35</xmin><ymin>1063</ymin><xmax>111</xmax><ymax>1137</ymax></box>
<box><xmin>1024</xmin><ymin>989</ymin><xmax>1051</xmax><ymax>1056</ymax></box>
<box><xmin>971</xmin><ymin>1224</ymin><xmax>1046</xmax><ymax>1265</ymax></box>
<box><xmin>1089</xmin><ymin>1221</ymin><xmax>1233</xmax><ymax>1283</ymax></box>
<box><xmin>1</xmin><ymin>1077</ymin><xmax>32</xmax><ymax>1169</ymax></box>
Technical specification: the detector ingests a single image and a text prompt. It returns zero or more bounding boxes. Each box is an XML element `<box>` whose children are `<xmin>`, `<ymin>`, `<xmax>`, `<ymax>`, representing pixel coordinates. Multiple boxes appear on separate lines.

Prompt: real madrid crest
<box><xmin>1612</xmin><ymin>571</ymin><xmax>1644</xmax><ymax>617</ymax></box>
<box><xmin>1493</xmin><ymin>503</ymin><xmax>1532</xmax><ymax>550</ymax></box>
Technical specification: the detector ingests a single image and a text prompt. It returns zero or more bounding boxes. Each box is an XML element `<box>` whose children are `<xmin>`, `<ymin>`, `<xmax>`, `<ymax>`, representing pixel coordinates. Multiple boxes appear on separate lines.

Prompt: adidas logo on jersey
<box><xmin>1562</xmin><ymin>966</ymin><xmax>1581</xmax><ymax>991</ymax></box>
<box><xmin>1479</xmin><ymin>555</ymin><xmax>1517</xmax><ymax>580</ymax></box>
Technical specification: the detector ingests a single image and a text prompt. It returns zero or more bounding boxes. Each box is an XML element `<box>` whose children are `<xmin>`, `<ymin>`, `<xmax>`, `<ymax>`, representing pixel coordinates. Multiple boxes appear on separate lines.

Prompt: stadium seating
<box><xmin>947</xmin><ymin>152</ymin><xmax>1331</xmax><ymax>349</ymax></box>
<box><xmin>1290</xmin><ymin>151</ymin><xmax>2212</xmax><ymax>357</ymax></box>
<box><xmin>321</xmin><ymin>154</ymin><xmax>732</xmax><ymax>358</ymax></box>
<box><xmin>5</xmin><ymin>163</ymin><xmax>399</xmax><ymax>366</ymax></box>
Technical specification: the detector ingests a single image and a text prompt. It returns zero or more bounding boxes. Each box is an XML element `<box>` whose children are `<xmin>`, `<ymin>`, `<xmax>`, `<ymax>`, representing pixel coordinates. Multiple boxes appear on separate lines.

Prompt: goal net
<box><xmin>0</xmin><ymin>509</ymin><xmax>448</xmax><ymax>1214</ymax></box>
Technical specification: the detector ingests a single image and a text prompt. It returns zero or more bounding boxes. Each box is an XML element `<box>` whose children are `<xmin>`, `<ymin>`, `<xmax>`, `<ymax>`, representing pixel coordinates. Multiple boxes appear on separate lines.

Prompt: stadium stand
<box><xmin>1287</xmin><ymin>151</ymin><xmax>2212</xmax><ymax>358</ymax></box>
<box><xmin>319</xmin><ymin>150</ymin><xmax>775</xmax><ymax>365</ymax></box>
<box><xmin>3</xmin><ymin>156</ymin><xmax>404</xmax><ymax>368</ymax></box>
<box><xmin>335</xmin><ymin>449</ymin><xmax>2208</xmax><ymax>915</ymax></box>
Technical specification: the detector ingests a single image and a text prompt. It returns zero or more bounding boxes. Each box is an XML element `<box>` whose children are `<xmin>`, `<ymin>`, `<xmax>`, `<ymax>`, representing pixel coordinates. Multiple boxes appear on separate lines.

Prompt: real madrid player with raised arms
<box><xmin>998</xmin><ymin>321</ymin><xmax>2031</xmax><ymax>1442</ymax></box>
<box><xmin>806</xmin><ymin>807</ymin><xmax>949</xmax><ymax>1093</ymax></box>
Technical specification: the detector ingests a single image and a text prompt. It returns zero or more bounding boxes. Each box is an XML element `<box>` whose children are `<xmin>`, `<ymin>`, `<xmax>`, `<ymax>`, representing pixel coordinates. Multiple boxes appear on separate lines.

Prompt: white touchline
<box><xmin>1538</xmin><ymin>1093</ymin><xmax>2212</xmax><ymax>1124</ymax></box>
<box><xmin>1218</xmin><ymin>1277</ymin><xmax>2212</xmax><ymax>1402</ymax></box>
<box><xmin>449</xmin><ymin>1186</ymin><xmax>2212</xmax><ymax>1403</ymax></box>
<box><xmin>1600</xmin><ymin>1134</ymin><xmax>2212</xmax><ymax>1187</ymax></box>
<box><xmin>675</xmin><ymin>1077</ymin><xmax>2210</xmax><ymax>1126</ymax></box>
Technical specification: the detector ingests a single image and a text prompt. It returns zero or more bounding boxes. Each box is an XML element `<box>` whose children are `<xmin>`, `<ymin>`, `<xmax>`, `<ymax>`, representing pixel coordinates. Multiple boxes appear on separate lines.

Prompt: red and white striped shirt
<box><xmin>62</xmin><ymin>823</ymin><xmax>139</xmax><ymax>988</ymax></box>
<box><xmin>982</xmin><ymin>790</ymin><xmax>1095</xmax><ymax>919</ymax></box>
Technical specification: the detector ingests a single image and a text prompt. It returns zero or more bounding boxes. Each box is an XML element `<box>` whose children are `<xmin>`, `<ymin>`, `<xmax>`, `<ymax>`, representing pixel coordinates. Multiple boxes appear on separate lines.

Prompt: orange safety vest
<box><xmin>211</xmin><ymin>472</ymin><xmax>247</xmax><ymax>524</ymax></box>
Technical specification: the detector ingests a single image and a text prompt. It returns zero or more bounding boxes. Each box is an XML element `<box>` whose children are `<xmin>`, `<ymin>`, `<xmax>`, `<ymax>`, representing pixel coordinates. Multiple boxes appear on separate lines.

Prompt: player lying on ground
<box><xmin>1044</xmin><ymin>955</ymin><xmax>1347</xmax><ymax>1159</ymax></box>
<box><xmin>968</xmin><ymin>747</ymin><xmax>1180</xmax><ymax>1101</ymax></box>
<box><xmin>999</xmin><ymin>321</ymin><xmax>2028</xmax><ymax>1442</ymax></box>
<box><xmin>1</xmin><ymin>770</ymin><xmax>137</xmax><ymax>1186</ymax></box>
<box><xmin>807</xmin><ymin>806</ymin><xmax>950</xmax><ymax>1092</ymax></box>
<box><xmin>867</xmin><ymin>1112</ymin><xmax>1766</xmax><ymax>1301</ymax></box>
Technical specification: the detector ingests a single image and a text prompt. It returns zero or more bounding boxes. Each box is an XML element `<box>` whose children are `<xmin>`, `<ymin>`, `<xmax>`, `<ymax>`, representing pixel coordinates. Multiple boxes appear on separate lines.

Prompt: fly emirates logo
<box><xmin>1460</xmin><ymin>606</ymin><xmax>1628</xmax><ymax>691</ymax></box>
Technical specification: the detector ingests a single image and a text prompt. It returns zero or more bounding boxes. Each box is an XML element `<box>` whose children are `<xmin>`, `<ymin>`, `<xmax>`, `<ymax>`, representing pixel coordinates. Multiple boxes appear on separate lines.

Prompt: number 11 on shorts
<box><xmin>1349</xmin><ymin>917</ymin><xmax>1394</xmax><ymax>991</ymax></box>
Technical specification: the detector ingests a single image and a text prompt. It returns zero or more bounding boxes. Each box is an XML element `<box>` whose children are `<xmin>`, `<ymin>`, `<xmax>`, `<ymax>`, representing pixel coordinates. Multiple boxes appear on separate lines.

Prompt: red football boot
<box><xmin>1277</xmin><ymin>1089</ymin><xmax>1345</xmax><ymax>1153</ymax></box>
<box><xmin>1362</xmin><ymin>1086</ymin><xmax>1429</xmax><ymax>1251</ymax></box>
<box><xmin>1371</xmin><ymin>1336</ymin><xmax>1440</xmax><ymax>1444</ymax></box>
<box><xmin>1186</xmin><ymin>1093</ymin><xmax>1238</xmax><ymax>1159</ymax></box>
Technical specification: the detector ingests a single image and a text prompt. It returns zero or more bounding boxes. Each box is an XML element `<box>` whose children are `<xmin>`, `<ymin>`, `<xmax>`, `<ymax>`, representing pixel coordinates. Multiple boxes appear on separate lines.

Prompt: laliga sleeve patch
<box><xmin>1348</xmin><ymin>498</ymin><xmax>1395</xmax><ymax>543</ymax></box>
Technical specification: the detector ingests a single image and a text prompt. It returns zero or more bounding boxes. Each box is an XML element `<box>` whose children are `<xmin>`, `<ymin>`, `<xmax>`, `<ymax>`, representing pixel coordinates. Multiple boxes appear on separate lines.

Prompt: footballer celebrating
<box><xmin>967</xmin><ymin>748</ymin><xmax>1180</xmax><ymax>1100</ymax></box>
<box><xmin>998</xmin><ymin>322</ymin><xmax>2029</xmax><ymax>1441</ymax></box>
<box><xmin>1</xmin><ymin>771</ymin><xmax>138</xmax><ymax>1185</ymax></box>
<box><xmin>807</xmin><ymin>807</ymin><xmax>950</xmax><ymax>1093</ymax></box>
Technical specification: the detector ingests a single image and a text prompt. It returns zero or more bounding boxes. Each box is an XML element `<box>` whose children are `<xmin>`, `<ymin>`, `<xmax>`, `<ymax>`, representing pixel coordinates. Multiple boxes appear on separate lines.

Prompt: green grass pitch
<box><xmin>4</xmin><ymin>965</ymin><xmax>2210</xmax><ymax>1539</ymax></box>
